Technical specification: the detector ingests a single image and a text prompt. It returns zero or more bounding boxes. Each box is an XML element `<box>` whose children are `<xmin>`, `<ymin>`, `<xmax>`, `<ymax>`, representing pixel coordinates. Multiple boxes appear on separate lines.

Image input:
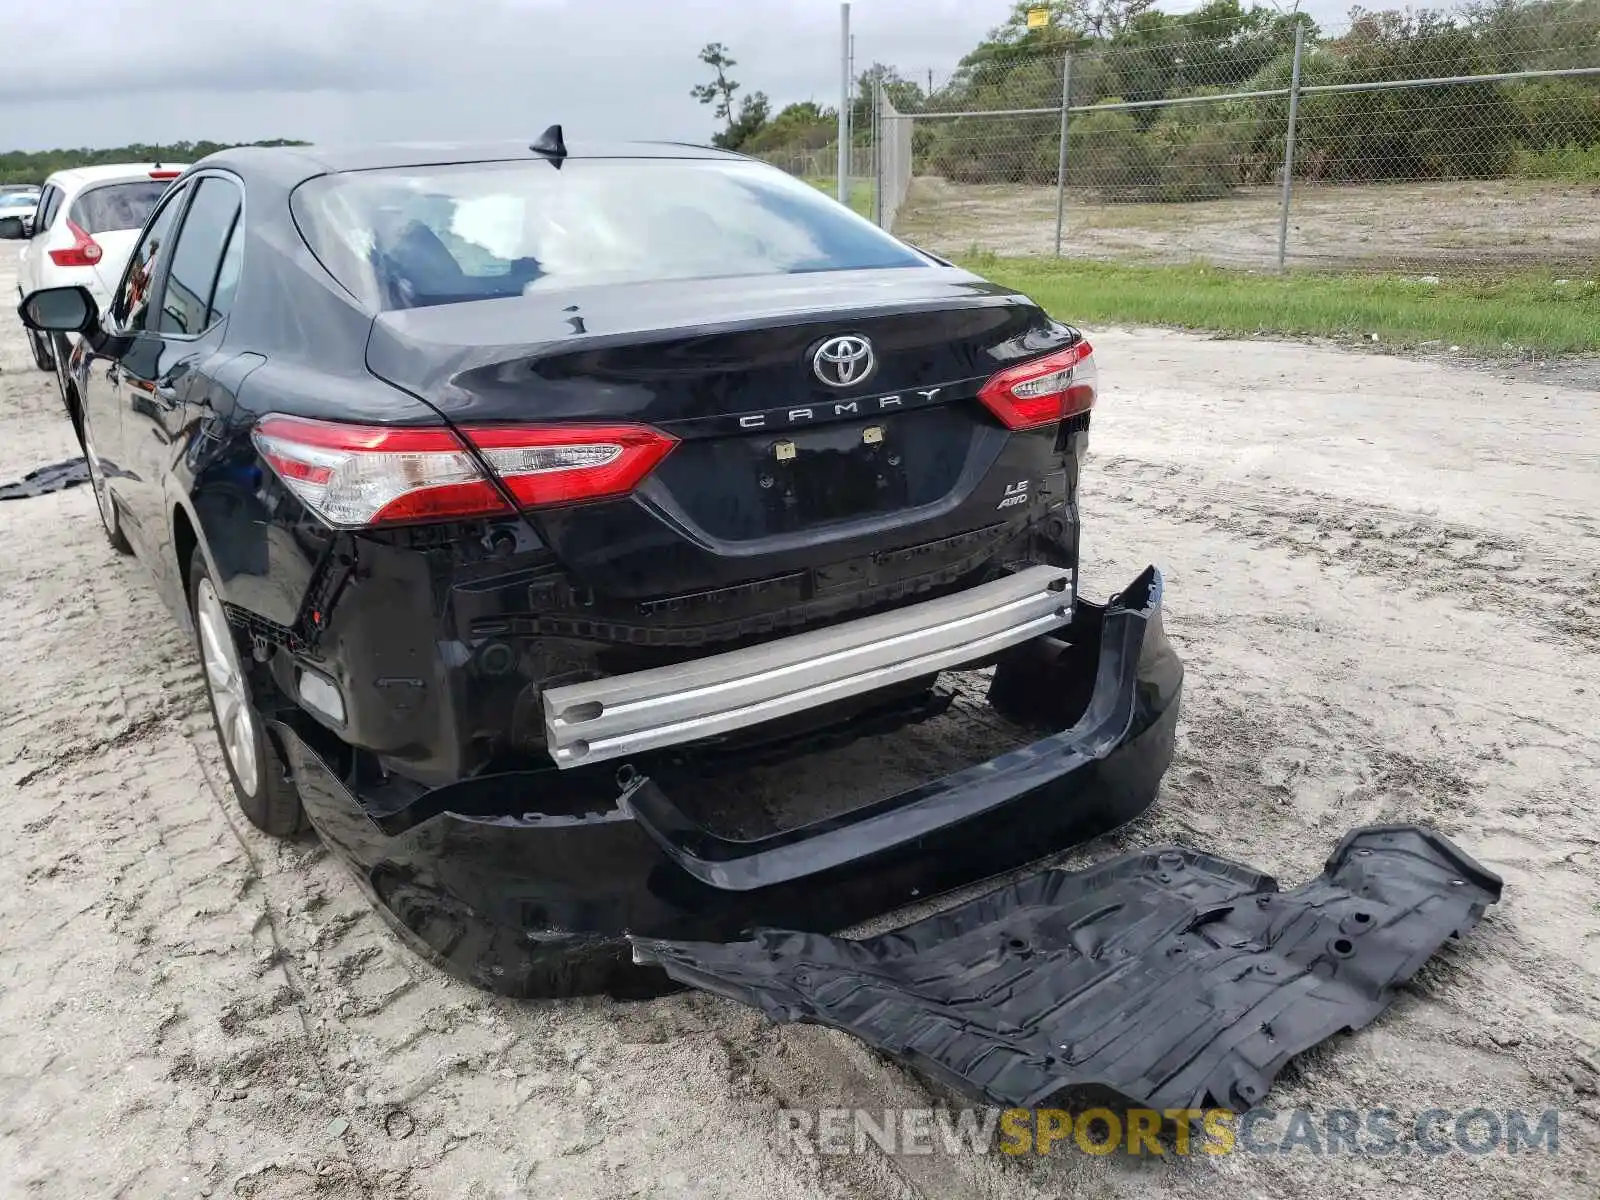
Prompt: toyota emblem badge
<box><xmin>812</xmin><ymin>335</ymin><xmax>875</xmax><ymax>388</ymax></box>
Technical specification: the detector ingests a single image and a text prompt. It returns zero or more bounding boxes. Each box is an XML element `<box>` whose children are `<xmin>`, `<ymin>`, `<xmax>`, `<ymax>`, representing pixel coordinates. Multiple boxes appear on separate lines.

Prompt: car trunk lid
<box><xmin>365</xmin><ymin>269</ymin><xmax>1083</xmax><ymax>595</ymax></box>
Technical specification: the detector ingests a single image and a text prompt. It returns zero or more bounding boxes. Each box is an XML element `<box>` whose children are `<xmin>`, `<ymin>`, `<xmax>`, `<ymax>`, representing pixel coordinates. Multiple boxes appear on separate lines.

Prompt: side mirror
<box><xmin>0</xmin><ymin>216</ymin><xmax>26</xmax><ymax>240</ymax></box>
<box><xmin>18</xmin><ymin>285</ymin><xmax>100</xmax><ymax>336</ymax></box>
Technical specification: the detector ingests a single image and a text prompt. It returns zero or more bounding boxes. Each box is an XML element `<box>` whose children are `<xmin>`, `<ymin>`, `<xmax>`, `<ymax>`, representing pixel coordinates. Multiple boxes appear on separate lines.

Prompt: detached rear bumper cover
<box><xmin>542</xmin><ymin>564</ymin><xmax>1075</xmax><ymax>769</ymax></box>
<box><xmin>633</xmin><ymin>825</ymin><xmax>1502</xmax><ymax>1111</ymax></box>
<box><xmin>276</xmin><ymin>565</ymin><xmax>1180</xmax><ymax>997</ymax></box>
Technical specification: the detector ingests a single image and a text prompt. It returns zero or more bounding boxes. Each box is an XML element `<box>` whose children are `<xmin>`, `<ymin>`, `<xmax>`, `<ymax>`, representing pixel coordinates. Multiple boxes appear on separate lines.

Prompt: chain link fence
<box><xmin>789</xmin><ymin>5</ymin><xmax>1600</xmax><ymax>273</ymax></box>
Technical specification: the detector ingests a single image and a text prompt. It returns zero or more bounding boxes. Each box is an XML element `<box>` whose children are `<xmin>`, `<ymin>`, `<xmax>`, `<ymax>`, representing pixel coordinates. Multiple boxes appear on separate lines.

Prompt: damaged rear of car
<box><xmin>17</xmin><ymin>135</ymin><xmax>1182</xmax><ymax>995</ymax></box>
<box><xmin>283</xmin><ymin>565</ymin><xmax>1180</xmax><ymax>994</ymax></box>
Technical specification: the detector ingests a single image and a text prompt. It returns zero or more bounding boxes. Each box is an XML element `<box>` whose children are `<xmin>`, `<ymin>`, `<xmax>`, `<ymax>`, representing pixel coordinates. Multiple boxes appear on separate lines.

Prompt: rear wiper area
<box><xmin>631</xmin><ymin>824</ymin><xmax>1501</xmax><ymax>1113</ymax></box>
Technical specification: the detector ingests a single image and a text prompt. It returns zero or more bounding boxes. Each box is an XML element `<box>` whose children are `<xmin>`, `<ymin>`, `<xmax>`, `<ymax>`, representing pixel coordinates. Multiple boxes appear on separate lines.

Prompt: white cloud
<box><xmin>0</xmin><ymin>0</ymin><xmax>1406</xmax><ymax>152</ymax></box>
<box><xmin>0</xmin><ymin>0</ymin><xmax>998</xmax><ymax>149</ymax></box>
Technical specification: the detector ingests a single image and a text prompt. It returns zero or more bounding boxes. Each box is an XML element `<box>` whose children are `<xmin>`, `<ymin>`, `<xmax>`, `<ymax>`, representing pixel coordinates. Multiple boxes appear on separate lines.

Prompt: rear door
<box><xmin>117</xmin><ymin>173</ymin><xmax>245</xmax><ymax>588</ymax></box>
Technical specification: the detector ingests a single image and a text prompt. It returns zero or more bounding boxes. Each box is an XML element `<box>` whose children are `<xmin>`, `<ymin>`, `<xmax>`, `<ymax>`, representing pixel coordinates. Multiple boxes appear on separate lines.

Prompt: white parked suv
<box><xmin>1</xmin><ymin>163</ymin><xmax>187</xmax><ymax>374</ymax></box>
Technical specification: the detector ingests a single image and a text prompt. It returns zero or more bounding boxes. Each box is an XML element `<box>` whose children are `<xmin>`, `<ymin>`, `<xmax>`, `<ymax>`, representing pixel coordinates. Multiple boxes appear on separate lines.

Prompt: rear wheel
<box><xmin>80</xmin><ymin>403</ymin><xmax>132</xmax><ymax>555</ymax></box>
<box><xmin>27</xmin><ymin>328</ymin><xmax>54</xmax><ymax>372</ymax></box>
<box><xmin>190</xmin><ymin>557</ymin><xmax>304</xmax><ymax>836</ymax></box>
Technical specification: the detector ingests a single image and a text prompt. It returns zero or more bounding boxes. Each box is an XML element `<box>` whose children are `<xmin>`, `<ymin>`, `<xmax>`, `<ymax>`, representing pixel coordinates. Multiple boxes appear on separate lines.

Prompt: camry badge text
<box><xmin>738</xmin><ymin>389</ymin><xmax>942</xmax><ymax>430</ymax></box>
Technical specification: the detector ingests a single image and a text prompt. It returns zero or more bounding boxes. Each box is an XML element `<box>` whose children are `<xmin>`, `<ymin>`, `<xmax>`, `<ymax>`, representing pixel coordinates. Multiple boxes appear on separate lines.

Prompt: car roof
<box><xmin>41</xmin><ymin>163</ymin><xmax>192</xmax><ymax>192</ymax></box>
<box><xmin>194</xmin><ymin>140</ymin><xmax>747</xmax><ymax>189</ymax></box>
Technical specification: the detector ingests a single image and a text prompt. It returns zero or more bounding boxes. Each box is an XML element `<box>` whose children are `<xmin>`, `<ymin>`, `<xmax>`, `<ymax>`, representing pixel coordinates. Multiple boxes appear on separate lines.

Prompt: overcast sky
<box><xmin>1</xmin><ymin>0</ymin><xmax>1364</xmax><ymax>153</ymax></box>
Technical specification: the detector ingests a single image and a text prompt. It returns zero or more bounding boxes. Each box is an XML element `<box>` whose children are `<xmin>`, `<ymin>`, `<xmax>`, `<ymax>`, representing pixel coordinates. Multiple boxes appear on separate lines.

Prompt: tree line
<box><xmin>694</xmin><ymin>0</ymin><xmax>1600</xmax><ymax>198</ymax></box>
<box><xmin>0</xmin><ymin>140</ymin><xmax>309</xmax><ymax>186</ymax></box>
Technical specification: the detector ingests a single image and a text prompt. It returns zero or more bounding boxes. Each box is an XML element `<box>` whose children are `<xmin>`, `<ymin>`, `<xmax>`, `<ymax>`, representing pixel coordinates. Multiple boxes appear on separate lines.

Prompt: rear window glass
<box><xmin>69</xmin><ymin>181</ymin><xmax>172</xmax><ymax>234</ymax></box>
<box><xmin>292</xmin><ymin>157</ymin><xmax>929</xmax><ymax>310</ymax></box>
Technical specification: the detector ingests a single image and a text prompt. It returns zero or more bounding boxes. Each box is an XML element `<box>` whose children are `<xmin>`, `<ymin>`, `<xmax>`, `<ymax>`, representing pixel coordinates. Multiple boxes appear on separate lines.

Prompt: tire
<box><xmin>189</xmin><ymin>555</ymin><xmax>305</xmax><ymax>836</ymax></box>
<box><xmin>79</xmin><ymin>397</ymin><xmax>132</xmax><ymax>555</ymax></box>
<box><xmin>27</xmin><ymin>328</ymin><xmax>54</xmax><ymax>372</ymax></box>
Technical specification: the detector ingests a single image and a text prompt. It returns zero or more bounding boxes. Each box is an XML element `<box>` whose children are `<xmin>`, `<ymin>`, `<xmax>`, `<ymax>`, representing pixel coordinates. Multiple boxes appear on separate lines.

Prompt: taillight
<box><xmin>467</xmin><ymin>425</ymin><xmax>679</xmax><ymax>509</ymax></box>
<box><xmin>149</xmin><ymin>170</ymin><xmax>181</xmax><ymax>180</ymax></box>
<box><xmin>976</xmin><ymin>340</ymin><xmax>1097</xmax><ymax>431</ymax></box>
<box><xmin>251</xmin><ymin>416</ymin><xmax>677</xmax><ymax>528</ymax></box>
<box><xmin>48</xmin><ymin>219</ymin><xmax>104</xmax><ymax>268</ymax></box>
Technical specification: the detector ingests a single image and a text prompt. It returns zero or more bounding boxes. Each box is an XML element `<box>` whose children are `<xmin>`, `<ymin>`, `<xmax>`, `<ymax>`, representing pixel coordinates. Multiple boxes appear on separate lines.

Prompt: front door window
<box><xmin>108</xmin><ymin>186</ymin><xmax>189</xmax><ymax>333</ymax></box>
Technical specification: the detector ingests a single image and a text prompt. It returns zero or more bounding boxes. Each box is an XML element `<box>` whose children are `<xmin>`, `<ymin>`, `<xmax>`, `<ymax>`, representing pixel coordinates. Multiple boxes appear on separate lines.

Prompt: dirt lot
<box><xmin>896</xmin><ymin>176</ymin><xmax>1600</xmax><ymax>270</ymax></box>
<box><xmin>1</xmin><ymin>247</ymin><xmax>1597</xmax><ymax>1200</ymax></box>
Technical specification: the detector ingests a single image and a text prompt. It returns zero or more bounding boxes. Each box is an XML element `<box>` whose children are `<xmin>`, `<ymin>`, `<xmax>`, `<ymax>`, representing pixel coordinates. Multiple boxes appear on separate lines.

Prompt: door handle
<box><xmin>153</xmin><ymin>357</ymin><xmax>198</xmax><ymax>409</ymax></box>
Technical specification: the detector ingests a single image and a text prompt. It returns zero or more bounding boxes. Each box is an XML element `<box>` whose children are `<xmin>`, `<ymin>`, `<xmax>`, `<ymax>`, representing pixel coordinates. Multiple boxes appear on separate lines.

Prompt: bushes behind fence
<box><xmin>787</xmin><ymin>2</ymin><xmax>1600</xmax><ymax>203</ymax></box>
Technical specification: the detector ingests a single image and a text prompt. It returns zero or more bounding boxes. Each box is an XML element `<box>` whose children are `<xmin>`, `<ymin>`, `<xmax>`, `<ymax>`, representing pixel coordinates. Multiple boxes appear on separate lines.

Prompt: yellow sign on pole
<box><xmin>1027</xmin><ymin>7</ymin><xmax>1051</xmax><ymax>29</ymax></box>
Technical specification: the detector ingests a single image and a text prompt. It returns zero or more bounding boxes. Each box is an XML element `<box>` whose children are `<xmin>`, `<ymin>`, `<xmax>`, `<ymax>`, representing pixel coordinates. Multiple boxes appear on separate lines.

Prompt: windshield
<box><xmin>0</xmin><ymin>193</ymin><xmax>37</xmax><ymax>211</ymax></box>
<box><xmin>292</xmin><ymin>157</ymin><xmax>930</xmax><ymax>310</ymax></box>
<box><xmin>69</xmin><ymin>181</ymin><xmax>172</xmax><ymax>234</ymax></box>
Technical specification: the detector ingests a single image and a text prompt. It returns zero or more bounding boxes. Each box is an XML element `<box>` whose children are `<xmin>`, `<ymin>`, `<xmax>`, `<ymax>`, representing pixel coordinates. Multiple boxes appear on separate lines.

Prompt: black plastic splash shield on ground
<box><xmin>0</xmin><ymin>458</ymin><xmax>89</xmax><ymax>501</ymax></box>
<box><xmin>631</xmin><ymin>824</ymin><xmax>1501</xmax><ymax>1111</ymax></box>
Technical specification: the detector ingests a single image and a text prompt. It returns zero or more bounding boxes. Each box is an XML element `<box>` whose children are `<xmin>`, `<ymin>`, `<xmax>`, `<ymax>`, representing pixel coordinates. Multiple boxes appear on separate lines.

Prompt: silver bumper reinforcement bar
<box><xmin>542</xmin><ymin>565</ymin><xmax>1074</xmax><ymax>769</ymax></box>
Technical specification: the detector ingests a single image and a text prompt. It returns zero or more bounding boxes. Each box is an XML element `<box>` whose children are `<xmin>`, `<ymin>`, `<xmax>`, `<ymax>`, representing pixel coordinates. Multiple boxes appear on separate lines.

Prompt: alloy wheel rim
<box><xmin>196</xmin><ymin>579</ymin><xmax>260</xmax><ymax>793</ymax></box>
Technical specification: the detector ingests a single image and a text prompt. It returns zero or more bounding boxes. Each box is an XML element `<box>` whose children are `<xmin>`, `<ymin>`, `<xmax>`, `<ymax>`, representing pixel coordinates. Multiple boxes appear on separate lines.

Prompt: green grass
<box><xmin>960</xmin><ymin>257</ymin><xmax>1600</xmax><ymax>355</ymax></box>
<box><xmin>1504</xmin><ymin>144</ymin><xmax>1600</xmax><ymax>182</ymax></box>
<box><xmin>1512</xmin><ymin>144</ymin><xmax>1600</xmax><ymax>182</ymax></box>
<box><xmin>804</xmin><ymin>177</ymin><xmax>877</xmax><ymax>220</ymax></box>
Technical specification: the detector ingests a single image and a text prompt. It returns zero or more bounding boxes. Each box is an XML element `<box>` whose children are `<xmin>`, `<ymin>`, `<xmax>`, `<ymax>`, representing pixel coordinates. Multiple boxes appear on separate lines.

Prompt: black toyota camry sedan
<box><xmin>17</xmin><ymin>134</ymin><xmax>1180</xmax><ymax>995</ymax></box>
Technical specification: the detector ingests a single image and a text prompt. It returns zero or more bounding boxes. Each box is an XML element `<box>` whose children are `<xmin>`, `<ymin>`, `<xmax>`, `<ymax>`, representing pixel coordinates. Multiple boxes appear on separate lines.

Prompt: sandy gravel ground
<box><xmin>0</xmin><ymin>248</ymin><xmax>1597</xmax><ymax>1200</ymax></box>
<box><xmin>896</xmin><ymin>176</ymin><xmax>1600</xmax><ymax>270</ymax></box>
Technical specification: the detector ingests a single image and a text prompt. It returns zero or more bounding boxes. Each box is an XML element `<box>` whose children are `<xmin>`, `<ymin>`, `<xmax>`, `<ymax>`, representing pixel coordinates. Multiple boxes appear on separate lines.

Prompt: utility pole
<box><xmin>873</xmin><ymin>81</ymin><xmax>883</xmax><ymax>226</ymax></box>
<box><xmin>849</xmin><ymin>32</ymin><xmax>857</xmax><ymax>187</ymax></box>
<box><xmin>1276</xmin><ymin>19</ymin><xmax>1306</xmax><ymax>271</ymax></box>
<box><xmin>838</xmin><ymin>3</ymin><xmax>851</xmax><ymax>203</ymax></box>
<box><xmin>1054</xmin><ymin>52</ymin><xmax>1072</xmax><ymax>257</ymax></box>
